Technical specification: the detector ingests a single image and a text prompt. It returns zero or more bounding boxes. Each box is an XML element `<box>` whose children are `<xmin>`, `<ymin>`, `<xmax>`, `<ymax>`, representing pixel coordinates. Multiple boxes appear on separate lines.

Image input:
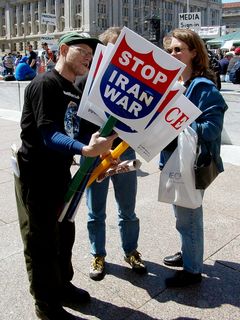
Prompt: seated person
<box><xmin>14</xmin><ymin>56</ymin><xmax>36</xmax><ymax>81</ymax></box>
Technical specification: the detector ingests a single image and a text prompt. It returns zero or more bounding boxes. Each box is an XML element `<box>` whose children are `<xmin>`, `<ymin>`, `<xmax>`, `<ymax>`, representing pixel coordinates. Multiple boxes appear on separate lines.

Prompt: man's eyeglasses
<box><xmin>167</xmin><ymin>47</ymin><xmax>188</xmax><ymax>54</ymax></box>
<box><xmin>70</xmin><ymin>46</ymin><xmax>93</xmax><ymax>58</ymax></box>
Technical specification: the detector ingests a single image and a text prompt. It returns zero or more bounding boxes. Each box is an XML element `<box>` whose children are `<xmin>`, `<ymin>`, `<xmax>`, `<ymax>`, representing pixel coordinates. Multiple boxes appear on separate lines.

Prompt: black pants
<box><xmin>14</xmin><ymin>158</ymin><xmax>74</xmax><ymax>305</ymax></box>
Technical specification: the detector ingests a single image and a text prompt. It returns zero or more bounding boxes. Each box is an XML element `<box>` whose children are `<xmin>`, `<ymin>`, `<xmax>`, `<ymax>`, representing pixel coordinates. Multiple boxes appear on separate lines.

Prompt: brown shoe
<box><xmin>124</xmin><ymin>250</ymin><xmax>147</xmax><ymax>274</ymax></box>
<box><xmin>89</xmin><ymin>256</ymin><xmax>105</xmax><ymax>281</ymax></box>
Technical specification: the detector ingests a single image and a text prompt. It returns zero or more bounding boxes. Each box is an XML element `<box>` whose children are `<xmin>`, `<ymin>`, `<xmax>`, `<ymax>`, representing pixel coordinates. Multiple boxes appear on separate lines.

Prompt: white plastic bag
<box><xmin>158</xmin><ymin>127</ymin><xmax>202</xmax><ymax>209</ymax></box>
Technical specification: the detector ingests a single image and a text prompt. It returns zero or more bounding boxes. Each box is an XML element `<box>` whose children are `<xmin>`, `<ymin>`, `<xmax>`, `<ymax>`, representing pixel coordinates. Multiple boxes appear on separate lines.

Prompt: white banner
<box><xmin>41</xmin><ymin>13</ymin><xmax>56</xmax><ymax>26</ymax></box>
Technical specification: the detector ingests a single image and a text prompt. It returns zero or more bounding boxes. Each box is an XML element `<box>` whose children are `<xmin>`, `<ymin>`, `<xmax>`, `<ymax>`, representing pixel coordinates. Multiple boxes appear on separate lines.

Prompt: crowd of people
<box><xmin>216</xmin><ymin>46</ymin><xmax>240</xmax><ymax>84</ymax></box>
<box><xmin>0</xmin><ymin>42</ymin><xmax>57</xmax><ymax>81</ymax></box>
<box><xmin>1</xmin><ymin>37</ymin><xmax>240</xmax><ymax>84</ymax></box>
<box><xmin>13</xmin><ymin>27</ymin><xmax>228</xmax><ymax>320</ymax></box>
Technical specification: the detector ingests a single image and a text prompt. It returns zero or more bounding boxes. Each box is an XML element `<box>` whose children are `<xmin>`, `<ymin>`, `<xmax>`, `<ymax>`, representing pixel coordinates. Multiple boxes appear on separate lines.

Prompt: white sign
<box><xmin>78</xmin><ymin>29</ymin><xmax>202</xmax><ymax>161</ymax></box>
<box><xmin>179</xmin><ymin>12</ymin><xmax>201</xmax><ymax>29</ymax></box>
<box><xmin>41</xmin><ymin>13</ymin><xmax>56</xmax><ymax>26</ymax></box>
<box><xmin>87</xmin><ymin>27</ymin><xmax>186</xmax><ymax>133</ymax></box>
<box><xmin>197</xmin><ymin>26</ymin><xmax>220</xmax><ymax>38</ymax></box>
<box><xmin>221</xmin><ymin>40</ymin><xmax>234</xmax><ymax>50</ymax></box>
<box><xmin>40</xmin><ymin>35</ymin><xmax>55</xmax><ymax>45</ymax></box>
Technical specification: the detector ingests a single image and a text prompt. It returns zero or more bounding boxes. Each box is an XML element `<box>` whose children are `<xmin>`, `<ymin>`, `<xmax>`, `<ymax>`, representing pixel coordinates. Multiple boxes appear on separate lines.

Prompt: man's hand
<box><xmin>81</xmin><ymin>131</ymin><xmax>118</xmax><ymax>157</ymax></box>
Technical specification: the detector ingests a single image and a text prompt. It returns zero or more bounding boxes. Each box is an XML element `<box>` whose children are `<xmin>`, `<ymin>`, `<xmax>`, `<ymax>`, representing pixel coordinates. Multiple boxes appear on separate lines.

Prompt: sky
<box><xmin>222</xmin><ymin>0</ymin><xmax>240</xmax><ymax>3</ymax></box>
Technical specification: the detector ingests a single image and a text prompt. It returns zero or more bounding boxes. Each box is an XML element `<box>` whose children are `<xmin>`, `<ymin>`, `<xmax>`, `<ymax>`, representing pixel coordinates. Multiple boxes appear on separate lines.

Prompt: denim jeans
<box><xmin>173</xmin><ymin>204</ymin><xmax>204</xmax><ymax>274</ymax></box>
<box><xmin>160</xmin><ymin>149</ymin><xmax>204</xmax><ymax>274</ymax></box>
<box><xmin>86</xmin><ymin>147</ymin><xmax>139</xmax><ymax>257</ymax></box>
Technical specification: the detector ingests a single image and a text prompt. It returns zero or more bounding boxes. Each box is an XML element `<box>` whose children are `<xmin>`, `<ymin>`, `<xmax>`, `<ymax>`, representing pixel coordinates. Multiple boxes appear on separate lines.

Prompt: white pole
<box><xmin>187</xmin><ymin>0</ymin><xmax>190</xmax><ymax>12</ymax></box>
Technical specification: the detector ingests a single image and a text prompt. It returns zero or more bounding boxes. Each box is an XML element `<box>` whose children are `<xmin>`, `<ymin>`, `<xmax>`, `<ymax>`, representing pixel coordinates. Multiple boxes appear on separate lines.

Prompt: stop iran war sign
<box><xmin>88</xmin><ymin>27</ymin><xmax>186</xmax><ymax>133</ymax></box>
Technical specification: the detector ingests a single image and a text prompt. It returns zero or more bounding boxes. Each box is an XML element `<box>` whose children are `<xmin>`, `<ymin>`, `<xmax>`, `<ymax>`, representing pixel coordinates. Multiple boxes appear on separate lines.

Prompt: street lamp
<box><xmin>145</xmin><ymin>14</ymin><xmax>161</xmax><ymax>44</ymax></box>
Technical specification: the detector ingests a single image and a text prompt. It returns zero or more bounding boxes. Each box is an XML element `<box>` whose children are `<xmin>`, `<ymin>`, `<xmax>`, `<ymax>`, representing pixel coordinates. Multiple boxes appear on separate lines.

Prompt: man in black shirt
<box><xmin>27</xmin><ymin>44</ymin><xmax>38</xmax><ymax>71</ymax></box>
<box><xmin>15</xmin><ymin>32</ymin><xmax>116</xmax><ymax>320</ymax></box>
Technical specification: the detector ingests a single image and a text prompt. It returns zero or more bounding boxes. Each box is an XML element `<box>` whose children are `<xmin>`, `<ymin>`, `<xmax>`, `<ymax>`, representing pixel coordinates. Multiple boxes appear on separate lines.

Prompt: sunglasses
<box><xmin>167</xmin><ymin>46</ymin><xmax>188</xmax><ymax>54</ymax></box>
<box><xmin>70</xmin><ymin>46</ymin><xmax>93</xmax><ymax>58</ymax></box>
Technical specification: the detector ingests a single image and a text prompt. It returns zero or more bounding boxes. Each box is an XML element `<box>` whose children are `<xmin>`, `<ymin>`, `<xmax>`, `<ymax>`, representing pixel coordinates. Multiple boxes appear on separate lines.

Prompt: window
<box><xmin>134</xmin><ymin>9</ymin><xmax>139</xmax><ymax>18</ymax></box>
<box><xmin>76</xmin><ymin>18</ymin><xmax>82</xmax><ymax>28</ymax></box>
<box><xmin>76</xmin><ymin>4</ymin><xmax>81</xmax><ymax>13</ymax></box>
<box><xmin>98</xmin><ymin>4</ymin><xmax>106</xmax><ymax>14</ymax></box>
<box><xmin>122</xmin><ymin>7</ymin><xmax>129</xmax><ymax>17</ymax></box>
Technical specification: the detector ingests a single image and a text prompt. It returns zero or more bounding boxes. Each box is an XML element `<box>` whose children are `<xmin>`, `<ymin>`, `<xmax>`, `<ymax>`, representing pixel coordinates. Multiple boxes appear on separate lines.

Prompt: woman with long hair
<box><xmin>160</xmin><ymin>28</ymin><xmax>228</xmax><ymax>287</ymax></box>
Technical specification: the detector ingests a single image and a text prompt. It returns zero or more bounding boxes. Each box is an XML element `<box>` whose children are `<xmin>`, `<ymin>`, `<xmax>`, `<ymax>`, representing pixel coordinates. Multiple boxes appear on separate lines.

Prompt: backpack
<box><xmin>229</xmin><ymin>60</ymin><xmax>240</xmax><ymax>84</ymax></box>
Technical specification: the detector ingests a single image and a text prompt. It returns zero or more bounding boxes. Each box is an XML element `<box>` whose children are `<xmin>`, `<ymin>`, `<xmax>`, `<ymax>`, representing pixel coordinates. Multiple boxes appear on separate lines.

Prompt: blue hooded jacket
<box><xmin>14</xmin><ymin>56</ymin><xmax>36</xmax><ymax>81</ymax></box>
<box><xmin>160</xmin><ymin>77</ymin><xmax>228</xmax><ymax>173</ymax></box>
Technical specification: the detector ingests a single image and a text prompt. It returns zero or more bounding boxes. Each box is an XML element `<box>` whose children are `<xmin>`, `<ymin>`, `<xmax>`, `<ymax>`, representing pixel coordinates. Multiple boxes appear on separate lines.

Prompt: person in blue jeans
<box><xmin>75</xmin><ymin>102</ymin><xmax>146</xmax><ymax>281</ymax></box>
<box><xmin>86</xmin><ymin>144</ymin><xmax>145</xmax><ymax>280</ymax></box>
<box><xmin>75</xmin><ymin>27</ymin><xmax>146</xmax><ymax>281</ymax></box>
<box><xmin>160</xmin><ymin>28</ymin><xmax>227</xmax><ymax>288</ymax></box>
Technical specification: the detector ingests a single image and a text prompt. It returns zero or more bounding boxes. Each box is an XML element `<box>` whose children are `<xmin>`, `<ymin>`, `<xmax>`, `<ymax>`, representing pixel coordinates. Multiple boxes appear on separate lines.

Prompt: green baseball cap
<box><xmin>58</xmin><ymin>32</ymin><xmax>101</xmax><ymax>51</ymax></box>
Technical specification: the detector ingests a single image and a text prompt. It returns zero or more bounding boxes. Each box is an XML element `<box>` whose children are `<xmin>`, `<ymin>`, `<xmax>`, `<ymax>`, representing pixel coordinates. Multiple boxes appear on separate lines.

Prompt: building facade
<box><xmin>222</xmin><ymin>2</ymin><xmax>240</xmax><ymax>34</ymax></box>
<box><xmin>0</xmin><ymin>0</ymin><xmax>222</xmax><ymax>53</ymax></box>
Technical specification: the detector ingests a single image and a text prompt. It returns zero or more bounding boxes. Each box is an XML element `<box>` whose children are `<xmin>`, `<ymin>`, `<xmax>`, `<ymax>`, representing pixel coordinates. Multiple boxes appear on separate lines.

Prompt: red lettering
<box><xmin>172</xmin><ymin>114</ymin><xmax>189</xmax><ymax>129</ymax></box>
<box><xmin>165</xmin><ymin>107</ymin><xmax>189</xmax><ymax>130</ymax></box>
<box><xmin>165</xmin><ymin>107</ymin><xmax>181</xmax><ymax>123</ymax></box>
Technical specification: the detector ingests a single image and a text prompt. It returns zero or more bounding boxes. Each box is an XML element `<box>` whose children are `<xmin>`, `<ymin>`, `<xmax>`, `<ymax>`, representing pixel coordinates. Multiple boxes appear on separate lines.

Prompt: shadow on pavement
<box><xmin>65</xmin><ymin>259</ymin><xmax>240</xmax><ymax>319</ymax></box>
<box><xmin>65</xmin><ymin>297</ymin><xmax>159</xmax><ymax>320</ymax></box>
<box><xmin>155</xmin><ymin>260</ymin><xmax>240</xmax><ymax>310</ymax></box>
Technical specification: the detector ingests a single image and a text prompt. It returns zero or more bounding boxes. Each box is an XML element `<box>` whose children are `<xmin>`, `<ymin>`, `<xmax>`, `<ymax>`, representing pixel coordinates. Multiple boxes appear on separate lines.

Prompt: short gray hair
<box><xmin>99</xmin><ymin>27</ymin><xmax>121</xmax><ymax>45</ymax></box>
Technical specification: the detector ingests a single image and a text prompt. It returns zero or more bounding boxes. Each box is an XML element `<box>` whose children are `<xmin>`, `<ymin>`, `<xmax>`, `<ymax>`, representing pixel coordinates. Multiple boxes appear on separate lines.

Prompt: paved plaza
<box><xmin>0</xmin><ymin>82</ymin><xmax>240</xmax><ymax>319</ymax></box>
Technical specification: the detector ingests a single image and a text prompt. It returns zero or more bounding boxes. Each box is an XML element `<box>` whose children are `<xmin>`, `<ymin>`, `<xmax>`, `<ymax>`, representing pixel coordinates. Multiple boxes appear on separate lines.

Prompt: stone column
<box><xmin>46</xmin><ymin>0</ymin><xmax>51</xmax><ymax>33</ymax></box>
<box><xmin>64</xmin><ymin>0</ymin><xmax>70</xmax><ymax>30</ymax></box>
<box><xmin>5</xmin><ymin>2</ymin><xmax>11</xmax><ymax>39</ymax></box>
<box><xmin>0</xmin><ymin>10</ymin><xmax>2</xmax><ymax>37</ymax></box>
<box><xmin>55</xmin><ymin>0</ymin><xmax>60</xmax><ymax>32</ymax></box>
<box><xmin>38</xmin><ymin>1</ymin><xmax>43</xmax><ymax>34</ymax></box>
<box><xmin>30</xmin><ymin>2</ymin><xmax>35</xmax><ymax>34</ymax></box>
<box><xmin>16</xmin><ymin>4</ymin><xmax>21</xmax><ymax>37</ymax></box>
<box><xmin>23</xmin><ymin>3</ymin><xmax>28</xmax><ymax>36</ymax></box>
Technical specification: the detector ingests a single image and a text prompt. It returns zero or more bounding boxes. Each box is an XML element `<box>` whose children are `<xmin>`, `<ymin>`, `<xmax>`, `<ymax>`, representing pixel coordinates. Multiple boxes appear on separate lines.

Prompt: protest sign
<box><xmin>78</xmin><ymin>43</ymin><xmax>114</xmax><ymax>124</ymax></box>
<box><xmin>134</xmin><ymin>94</ymin><xmax>202</xmax><ymax>161</ymax></box>
<box><xmin>87</xmin><ymin>27</ymin><xmax>186</xmax><ymax>132</ymax></box>
<box><xmin>62</xmin><ymin>27</ymin><xmax>202</xmax><ymax>222</ymax></box>
<box><xmin>77</xmin><ymin>37</ymin><xmax>202</xmax><ymax>161</ymax></box>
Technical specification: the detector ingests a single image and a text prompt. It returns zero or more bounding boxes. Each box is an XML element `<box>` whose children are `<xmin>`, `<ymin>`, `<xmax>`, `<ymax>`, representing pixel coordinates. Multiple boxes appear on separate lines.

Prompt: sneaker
<box><xmin>124</xmin><ymin>250</ymin><xmax>147</xmax><ymax>274</ymax></box>
<box><xmin>89</xmin><ymin>256</ymin><xmax>105</xmax><ymax>281</ymax></box>
<box><xmin>35</xmin><ymin>302</ymin><xmax>76</xmax><ymax>320</ymax></box>
<box><xmin>61</xmin><ymin>282</ymin><xmax>90</xmax><ymax>305</ymax></box>
<box><xmin>165</xmin><ymin>270</ymin><xmax>202</xmax><ymax>288</ymax></box>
